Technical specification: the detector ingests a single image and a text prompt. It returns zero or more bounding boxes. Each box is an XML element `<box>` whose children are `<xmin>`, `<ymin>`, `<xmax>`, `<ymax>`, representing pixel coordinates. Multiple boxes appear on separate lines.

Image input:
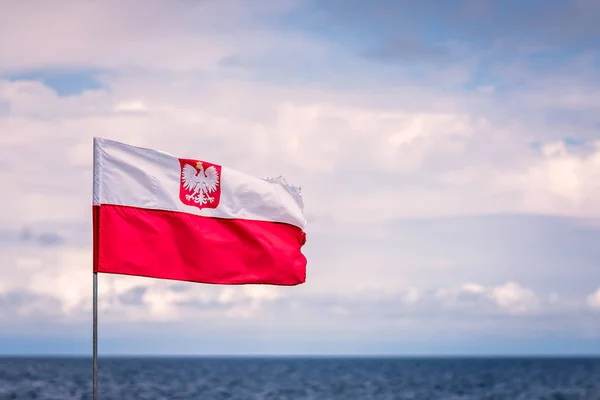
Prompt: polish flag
<box><xmin>92</xmin><ymin>138</ymin><xmax>307</xmax><ymax>286</ymax></box>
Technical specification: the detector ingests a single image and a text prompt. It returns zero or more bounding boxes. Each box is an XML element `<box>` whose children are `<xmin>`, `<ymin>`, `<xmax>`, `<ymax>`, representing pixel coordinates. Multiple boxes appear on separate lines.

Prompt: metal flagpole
<box><xmin>92</xmin><ymin>137</ymin><xmax>99</xmax><ymax>399</ymax></box>
<box><xmin>93</xmin><ymin>271</ymin><xmax>98</xmax><ymax>399</ymax></box>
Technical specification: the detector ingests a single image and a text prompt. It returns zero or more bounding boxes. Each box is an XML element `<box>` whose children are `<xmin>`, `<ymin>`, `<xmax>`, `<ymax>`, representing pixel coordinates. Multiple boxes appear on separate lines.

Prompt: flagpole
<box><xmin>93</xmin><ymin>271</ymin><xmax>98</xmax><ymax>399</ymax></box>
<box><xmin>92</xmin><ymin>136</ymin><xmax>99</xmax><ymax>399</ymax></box>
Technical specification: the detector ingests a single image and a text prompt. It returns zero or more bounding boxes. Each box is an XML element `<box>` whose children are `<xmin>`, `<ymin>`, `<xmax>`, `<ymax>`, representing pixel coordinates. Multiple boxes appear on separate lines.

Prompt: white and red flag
<box><xmin>92</xmin><ymin>138</ymin><xmax>307</xmax><ymax>285</ymax></box>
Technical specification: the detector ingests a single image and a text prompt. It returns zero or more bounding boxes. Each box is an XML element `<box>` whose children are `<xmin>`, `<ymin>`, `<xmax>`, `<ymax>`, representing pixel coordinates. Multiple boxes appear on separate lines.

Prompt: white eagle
<box><xmin>181</xmin><ymin>161</ymin><xmax>219</xmax><ymax>205</ymax></box>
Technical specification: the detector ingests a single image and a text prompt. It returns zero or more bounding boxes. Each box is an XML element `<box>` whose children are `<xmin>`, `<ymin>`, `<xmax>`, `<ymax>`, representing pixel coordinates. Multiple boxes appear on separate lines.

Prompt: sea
<box><xmin>0</xmin><ymin>357</ymin><xmax>599</xmax><ymax>399</ymax></box>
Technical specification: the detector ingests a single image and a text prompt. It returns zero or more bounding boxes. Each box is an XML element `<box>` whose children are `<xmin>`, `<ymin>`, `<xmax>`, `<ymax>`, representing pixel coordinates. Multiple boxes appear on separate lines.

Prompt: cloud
<box><xmin>117</xmin><ymin>286</ymin><xmax>148</xmax><ymax>306</ymax></box>
<box><xmin>434</xmin><ymin>281</ymin><xmax>541</xmax><ymax>316</ymax></box>
<box><xmin>313</xmin><ymin>0</ymin><xmax>600</xmax><ymax>48</ymax></box>
<box><xmin>362</xmin><ymin>37</ymin><xmax>452</xmax><ymax>63</ymax></box>
<box><xmin>3</xmin><ymin>73</ymin><xmax>600</xmax><ymax>222</ymax></box>
<box><xmin>490</xmin><ymin>282</ymin><xmax>540</xmax><ymax>315</ymax></box>
<box><xmin>1</xmin><ymin>69</ymin><xmax>600</xmax><ymax>340</ymax></box>
<box><xmin>1</xmin><ymin>213</ymin><xmax>599</xmax><ymax>342</ymax></box>
<box><xmin>0</xmin><ymin>227</ymin><xmax>66</xmax><ymax>247</ymax></box>
<box><xmin>1</xmin><ymin>0</ymin><xmax>599</xmax><ymax>353</ymax></box>
<box><xmin>0</xmin><ymin>290</ymin><xmax>63</xmax><ymax>321</ymax></box>
<box><xmin>0</xmin><ymin>0</ymin><xmax>308</xmax><ymax>73</ymax></box>
<box><xmin>587</xmin><ymin>288</ymin><xmax>600</xmax><ymax>311</ymax></box>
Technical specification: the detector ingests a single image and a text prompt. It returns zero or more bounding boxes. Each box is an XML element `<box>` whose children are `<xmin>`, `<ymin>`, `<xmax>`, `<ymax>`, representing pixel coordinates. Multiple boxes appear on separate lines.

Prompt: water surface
<box><xmin>1</xmin><ymin>357</ymin><xmax>599</xmax><ymax>399</ymax></box>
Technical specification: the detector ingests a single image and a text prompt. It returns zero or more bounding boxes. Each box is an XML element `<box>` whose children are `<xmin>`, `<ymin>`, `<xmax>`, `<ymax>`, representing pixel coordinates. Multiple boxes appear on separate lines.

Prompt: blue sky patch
<box><xmin>4</xmin><ymin>69</ymin><xmax>104</xmax><ymax>96</ymax></box>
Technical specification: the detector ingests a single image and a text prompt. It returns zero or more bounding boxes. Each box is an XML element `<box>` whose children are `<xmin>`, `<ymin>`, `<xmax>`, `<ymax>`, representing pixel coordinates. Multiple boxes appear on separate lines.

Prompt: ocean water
<box><xmin>0</xmin><ymin>357</ymin><xmax>599</xmax><ymax>399</ymax></box>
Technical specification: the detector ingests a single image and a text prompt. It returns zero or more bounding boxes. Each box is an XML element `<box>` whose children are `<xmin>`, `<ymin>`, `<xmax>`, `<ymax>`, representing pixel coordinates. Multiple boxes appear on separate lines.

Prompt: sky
<box><xmin>1</xmin><ymin>0</ymin><xmax>600</xmax><ymax>356</ymax></box>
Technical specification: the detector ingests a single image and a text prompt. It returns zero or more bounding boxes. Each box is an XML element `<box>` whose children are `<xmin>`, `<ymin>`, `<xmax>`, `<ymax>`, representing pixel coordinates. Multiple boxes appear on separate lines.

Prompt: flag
<box><xmin>92</xmin><ymin>137</ymin><xmax>307</xmax><ymax>285</ymax></box>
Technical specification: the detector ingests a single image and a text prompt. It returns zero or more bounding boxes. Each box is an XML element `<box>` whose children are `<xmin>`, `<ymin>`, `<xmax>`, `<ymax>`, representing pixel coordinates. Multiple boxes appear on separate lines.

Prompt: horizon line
<box><xmin>2</xmin><ymin>354</ymin><xmax>600</xmax><ymax>358</ymax></box>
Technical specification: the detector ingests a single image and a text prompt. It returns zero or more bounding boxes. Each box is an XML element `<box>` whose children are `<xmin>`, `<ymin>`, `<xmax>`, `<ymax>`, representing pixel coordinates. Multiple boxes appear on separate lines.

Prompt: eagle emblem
<box><xmin>178</xmin><ymin>158</ymin><xmax>222</xmax><ymax>210</ymax></box>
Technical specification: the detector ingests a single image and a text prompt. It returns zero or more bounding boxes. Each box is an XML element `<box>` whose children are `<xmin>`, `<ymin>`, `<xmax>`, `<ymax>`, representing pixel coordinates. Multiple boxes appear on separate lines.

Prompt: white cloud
<box><xmin>0</xmin><ymin>0</ymin><xmax>306</xmax><ymax>73</ymax></box>
<box><xmin>2</xmin><ymin>72</ymin><xmax>600</xmax><ymax>339</ymax></box>
<box><xmin>1</xmin><ymin>0</ymin><xmax>600</xmax><ymax>348</ymax></box>
<box><xmin>495</xmin><ymin>140</ymin><xmax>600</xmax><ymax>216</ymax></box>
<box><xmin>115</xmin><ymin>100</ymin><xmax>148</xmax><ymax>113</ymax></box>
<box><xmin>490</xmin><ymin>282</ymin><xmax>540</xmax><ymax>315</ymax></box>
<box><xmin>460</xmin><ymin>283</ymin><xmax>487</xmax><ymax>294</ymax></box>
<box><xmin>3</xmin><ymin>75</ymin><xmax>600</xmax><ymax>225</ymax></box>
<box><xmin>587</xmin><ymin>288</ymin><xmax>600</xmax><ymax>311</ymax></box>
<box><xmin>434</xmin><ymin>281</ymin><xmax>545</xmax><ymax>316</ymax></box>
